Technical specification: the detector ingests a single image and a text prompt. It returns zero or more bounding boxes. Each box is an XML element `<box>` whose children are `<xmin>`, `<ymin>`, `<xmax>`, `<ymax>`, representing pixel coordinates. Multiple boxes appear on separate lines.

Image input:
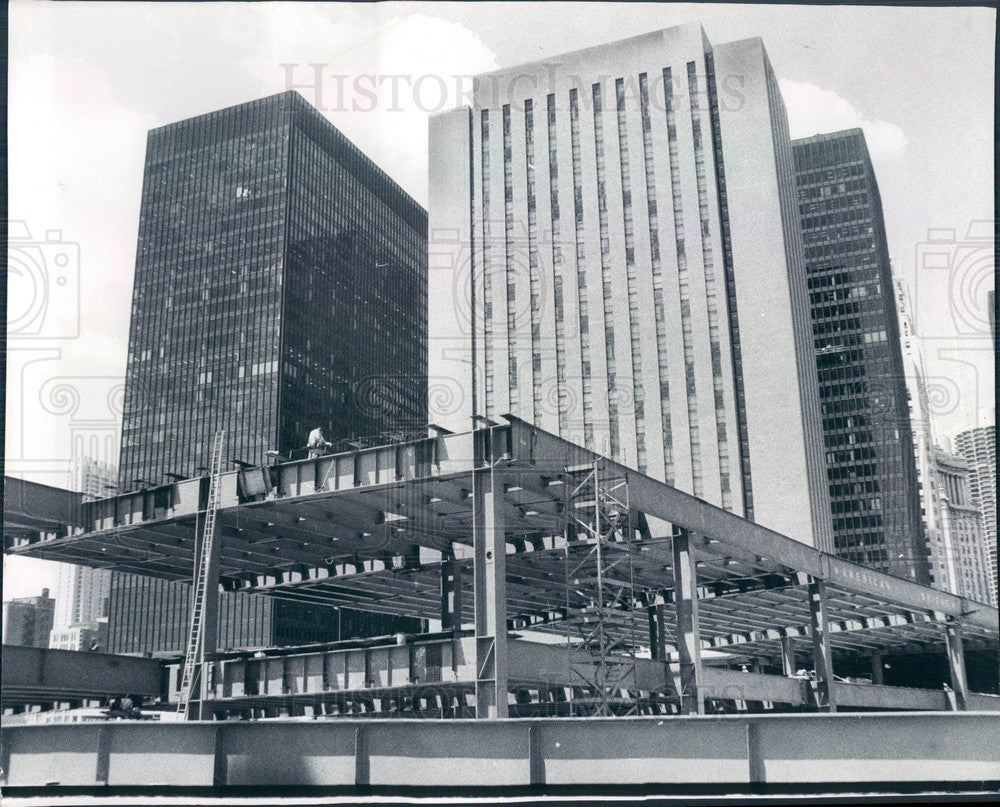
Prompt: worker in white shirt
<box><xmin>307</xmin><ymin>426</ymin><xmax>331</xmax><ymax>458</ymax></box>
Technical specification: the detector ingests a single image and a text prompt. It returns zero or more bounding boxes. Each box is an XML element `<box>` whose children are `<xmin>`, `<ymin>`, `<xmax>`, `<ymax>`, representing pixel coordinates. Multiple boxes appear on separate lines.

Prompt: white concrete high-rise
<box><xmin>428</xmin><ymin>25</ymin><xmax>831</xmax><ymax>548</ymax></box>
<box><xmin>894</xmin><ymin>279</ymin><xmax>953</xmax><ymax>592</ymax></box>
<box><xmin>955</xmin><ymin>425</ymin><xmax>997</xmax><ymax>605</ymax></box>
<box><xmin>50</xmin><ymin>457</ymin><xmax>115</xmax><ymax>649</ymax></box>
<box><xmin>932</xmin><ymin>447</ymin><xmax>993</xmax><ymax>605</ymax></box>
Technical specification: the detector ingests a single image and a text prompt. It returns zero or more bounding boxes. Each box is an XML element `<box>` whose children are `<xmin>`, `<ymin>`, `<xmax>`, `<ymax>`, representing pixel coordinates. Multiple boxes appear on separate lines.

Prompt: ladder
<box><xmin>176</xmin><ymin>429</ymin><xmax>226</xmax><ymax>719</ymax></box>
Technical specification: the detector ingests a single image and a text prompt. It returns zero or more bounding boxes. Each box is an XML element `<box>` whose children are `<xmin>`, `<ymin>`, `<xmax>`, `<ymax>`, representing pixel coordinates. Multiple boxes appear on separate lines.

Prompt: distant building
<box><xmin>2</xmin><ymin>589</ymin><xmax>55</xmax><ymax>648</ymax></box>
<box><xmin>49</xmin><ymin>622</ymin><xmax>108</xmax><ymax>652</ymax></box>
<box><xmin>955</xmin><ymin>425</ymin><xmax>997</xmax><ymax>605</ymax></box>
<box><xmin>894</xmin><ymin>278</ymin><xmax>953</xmax><ymax>593</ymax></box>
<box><xmin>110</xmin><ymin>91</ymin><xmax>427</xmax><ymax>654</ymax></box>
<box><xmin>792</xmin><ymin>130</ymin><xmax>928</xmax><ymax>583</ymax></box>
<box><xmin>932</xmin><ymin>448</ymin><xmax>993</xmax><ymax>604</ymax></box>
<box><xmin>429</xmin><ymin>25</ymin><xmax>831</xmax><ymax>549</ymax></box>
<box><xmin>51</xmin><ymin>458</ymin><xmax>116</xmax><ymax>651</ymax></box>
<box><xmin>51</xmin><ymin>563</ymin><xmax>111</xmax><ymax>645</ymax></box>
<box><xmin>72</xmin><ymin>455</ymin><xmax>117</xmax><ymax>499</ymax></box>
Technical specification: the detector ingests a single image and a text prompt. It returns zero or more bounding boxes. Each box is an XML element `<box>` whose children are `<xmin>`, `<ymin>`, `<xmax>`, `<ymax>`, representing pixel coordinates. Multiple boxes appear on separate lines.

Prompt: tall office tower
<box><xmin>110</xmin><ymin>91</ymin><xmax>427</xmax><ymax>654</ymax></box>
<box><xmin>932</xmin><ymin>448</ymin><xmax>993</xmax><ymax>603</ymax></box>
<box><xmin>792</xmin><ymin>129</ymin><xmax>928</xmax><ymax>582</ymax></box>
<box><xmin>955</xmin><ymin>425</ymin><xmax>997</xmax><ymax>605</ymax></box>
<box><xmin>50</xmin><ymin>457</ymin><xmax>116</xmax><ymax>650</ymax></box>
<box><xmin>2</xmin><ymin>589</ymin><xmax>55</xmax><ymax>648</ymax></box>
<box><xmin>429</xmin><ymin>25</ymin><xmax>832</xmax><ymax>548</ymax></box>
<box><xmin>120</xmin><ymin>90</ymin><xmax>427</xmax><ymax>484</ymax></box>
<box><xmin>894</xmin><ymin>279</ymin><xmax>953</xmax><ymax>591</ymax></box>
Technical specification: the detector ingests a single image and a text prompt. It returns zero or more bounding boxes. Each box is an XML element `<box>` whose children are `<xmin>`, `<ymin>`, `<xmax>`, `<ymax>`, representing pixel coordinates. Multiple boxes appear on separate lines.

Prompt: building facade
<box><xmin>932</xmin><ymin>448</ymin><xmax>993</xmax><ymax>604</ymax></box>
<box><xmin>50</xmin><ymin>457</ymin><xmax>116</xmax><ymax>650</ymax></box>
<box><xmin>50</xmin><ymin>623</ymin><xmax>108</xmax><ymax>652</ymax></box>
<box><xmin>72</xmin><ymin>456</ymin><xmax>117</xmax><ymax>499</ymax></box>
<box><xmin>111</xmin><ymin>91</ymin><xmax>427</xmax><ymax>653</ymax></box>
<box><xmin>792</xmin><ymin>130</ymin><xmax>928</xmax><ymax>582</ymax></box>
<box><xmin>120</xmin><ymin>90</ymin><xmax>427</xmax><ymax>485</ymax></box>
<box><xmin>2</xmin><ymin>590</ymin><xmax>55</xmax><ymax>648</ymax></box>
<box><xmin>894</xmin><ymin>279</ymin><xmax>953</xmax><ymax>592</ymax></box>
<box><xmin>429</xmin><ymin>25</ymin><xmax>831</xmax><ymax>549</ymax></box>
<box><xmin>955</xmin><ymin>425</ymin><xmax>997</xmax><ymax>604</ymax></box>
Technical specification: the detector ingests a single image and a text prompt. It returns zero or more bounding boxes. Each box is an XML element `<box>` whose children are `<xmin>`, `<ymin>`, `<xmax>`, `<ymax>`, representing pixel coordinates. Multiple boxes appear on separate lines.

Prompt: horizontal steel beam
<box><xmin>4</xmin><ymin>712</ymin><xmax>1000</xmax><ymax>789</ymax></box>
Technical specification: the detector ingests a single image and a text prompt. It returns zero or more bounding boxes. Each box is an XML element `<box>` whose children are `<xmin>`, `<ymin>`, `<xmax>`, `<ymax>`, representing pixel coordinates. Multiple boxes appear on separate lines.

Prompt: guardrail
<box><xmin>3</xmin><ymin>712</ymin><xmax>998</xmax><ymax>790</ymax></box>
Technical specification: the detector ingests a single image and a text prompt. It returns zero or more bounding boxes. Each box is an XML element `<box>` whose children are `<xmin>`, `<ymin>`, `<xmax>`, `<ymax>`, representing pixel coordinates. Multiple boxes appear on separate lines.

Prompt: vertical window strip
<box><xmin>687</xmin><ymin>61</ymin><xmax>732</xmax><ymax>509</ymax></box>
<box><xmin>480</xmin><ymin>109</ymin><xmax>495</xmax><ymax>418</ymax></box>
<box><xmin>547</xmin><ymin>94</ymin><xmax>569</xmax><ymax>435</ymax></box>
<box><xmin>664</xmin><ymin>66</ymin><xmax>702</xmax><ymax>496</ymax></box>
<box><xmin>592</xmin><ymin>82</ymin><xmax>620</xmax><ymax>458</ymax></box>
<box><xmin>616</xmin><ymin>78</ymin><xmax>647</xmax><ymax>473</ymax></box>
<box><xmin>525</xmin><ymin>98</ymin><xmax>542</xmax><ymax>420</ymax></box>
<box><xmin>502</xmin><ymin>104</ymin><xmax>518</xmax><ymax>407</ymax></box>
<box><xmin>638</xmin><ymin>73</ymin><xmax>674</xmax><ymax>484</ymax></box>
<box><xmin>705</xmin><ymin>52</ymin><xmax>753</xmax><ymax>518</ymax></box>
<box><xmin>569</xmin><ymin>88</ymin><xmax>593</xmax><ymax>449</ymax></box>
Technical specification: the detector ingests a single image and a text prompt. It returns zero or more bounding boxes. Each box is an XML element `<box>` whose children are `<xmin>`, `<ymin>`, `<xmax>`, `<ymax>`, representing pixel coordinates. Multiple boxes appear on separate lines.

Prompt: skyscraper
<box><xmin>111</xmin><ymin>91</ymin><xmax>427</xmax><ymax>653</ymax></box>
<box><xmin>428</xmin><ymin>25</ymin><xmax>831</xmax><ymax>549</ymax></box>
<box><xmin>894</xmin><ymin>278</ymin><xmax>952</xmax><ymax>593</ymax></box>
<box><xmin>955</xmin><ymin>425</ymin><xmax>997</xmax><ymax>604</ymax></box>
<box><xmin>792</xmin><ymin>129</ymin><xmax>928</xmax><ymax>582</ymax></box>
<box><xmin>932</xmin><ymin>447</ymin><xmax>993</xmax><ymax>604</ymax></box>
<box><xmin>50</xmin><ymin>457</ymin><xmax>116</xmax><ymax>650</ymax></box>
<box><xmin>120</xmin><ymin>90</ymin><xmax>427</xmax><ymax>485</ymax></box>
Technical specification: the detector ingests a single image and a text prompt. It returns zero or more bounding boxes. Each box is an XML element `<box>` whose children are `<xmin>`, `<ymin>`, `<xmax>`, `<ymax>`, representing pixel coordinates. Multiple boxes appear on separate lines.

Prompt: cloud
<box><xmin>232</xmin><ymin>8</ymin><xmax>499</xmax><ymax>205</ymax></box>
<box><xmin>778</xmin><ymin>79</ymin><xmax>908</xmax><ymax>160</ymax></box>
<box><xmin>8</xmin><ymin>51</ymin><xmax>154</xmax><ymax>346</ymax></box>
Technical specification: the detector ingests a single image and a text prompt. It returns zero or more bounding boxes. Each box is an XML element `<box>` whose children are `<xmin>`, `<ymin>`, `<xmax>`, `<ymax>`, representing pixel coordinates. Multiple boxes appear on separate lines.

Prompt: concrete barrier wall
<box><xmin>3</xmin><ymin>713</ymin><xmax>998</xmax><ymax>789</ymax></box>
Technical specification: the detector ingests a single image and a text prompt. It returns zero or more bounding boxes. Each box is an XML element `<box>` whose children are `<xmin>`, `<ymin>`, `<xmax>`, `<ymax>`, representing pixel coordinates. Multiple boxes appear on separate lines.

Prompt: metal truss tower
<box><xmin>563</xmin><ymin>461</ymin><xmax>640</xmax><ymax>716</ymax></box>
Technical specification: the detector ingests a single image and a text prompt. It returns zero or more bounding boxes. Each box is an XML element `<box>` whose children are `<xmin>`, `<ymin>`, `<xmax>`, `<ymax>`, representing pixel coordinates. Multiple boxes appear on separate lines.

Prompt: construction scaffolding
<box><xmin>563</xmin><ymin>461</ymin><xmax>640</xmax><ymax>716</ymax></box>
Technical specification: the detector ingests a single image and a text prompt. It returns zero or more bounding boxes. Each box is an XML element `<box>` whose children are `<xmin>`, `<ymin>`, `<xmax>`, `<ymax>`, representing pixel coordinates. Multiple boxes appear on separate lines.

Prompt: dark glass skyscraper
<box><xmin>111</xmin><ymin>91</ymin><xmax>427</xmax><ymax>653</ymax></box>
<box><xmin>121</xmin><ymin>90</ymin><xmax>427</xmax><ymax>485</ymax></box>
<box><xmin>792</xmin><ymin>129</ymin><xmax>929</xmax><ymax>583</ymax></box>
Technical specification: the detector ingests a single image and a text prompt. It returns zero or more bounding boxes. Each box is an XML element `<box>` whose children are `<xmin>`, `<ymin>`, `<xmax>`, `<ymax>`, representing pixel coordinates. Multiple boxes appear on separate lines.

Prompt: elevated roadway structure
<box><xmin>6</xmin><ymin>417</ymin><xmax>998</xmax><ymax>719</ymax></box>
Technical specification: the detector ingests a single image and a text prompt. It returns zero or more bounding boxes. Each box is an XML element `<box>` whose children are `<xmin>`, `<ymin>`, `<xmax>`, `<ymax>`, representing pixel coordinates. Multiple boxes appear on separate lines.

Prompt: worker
<box><xmin>307</xmin><ymin>426</ymin><xmax>331</xmax><ymax>458</ymax></box>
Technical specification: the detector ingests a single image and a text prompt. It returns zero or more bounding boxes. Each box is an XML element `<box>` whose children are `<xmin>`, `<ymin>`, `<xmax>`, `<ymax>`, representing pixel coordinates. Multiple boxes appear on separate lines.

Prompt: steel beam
<box><xmin>807</xmin><ymin>578</ymin><xmax>836</xmax><ymax>712</ymax></box>
<box><xmin>672</xmin><ymin>528</ymin><xmax>703</xmax><ymax>715</ymax></box>
<box><xmin>507</xmin><ymin>418</ymin><xmax>998</xmax><ymax>632</ymax></box>
<box><xmin>473</xmin><ymin>464</ymin><xmax>508</xmax><ymax>718</ymax></box>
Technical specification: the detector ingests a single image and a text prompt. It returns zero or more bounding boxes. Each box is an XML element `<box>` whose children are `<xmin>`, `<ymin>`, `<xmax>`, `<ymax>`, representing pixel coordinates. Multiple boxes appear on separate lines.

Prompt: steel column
<box><xmin>647</xmin><ymin>603</ymin><xmax>666</xmax><ymax>661</ymax></box>
<box><xmin>944</xmin><ymin>618</ymin><xmax>969</xmax><ymax>711</ymax></box>
<box><xmin>473</xmin><ymin>464</ymin><xmax>508</xmax><ymax>718</ymax></box>
<box><xmin>671</xmin><ymin>528</ymin><xmax>703</xmax><ymax>715</ymax></box>
<box><xmin>441</xmin><ymin>554</ymin><xmax>463</xmax><ymax>631</ymax></box>
<box><xmin>807</xmin><ymin>578</ymin><xmax>836</xmax><ymax>712</ymax></box>
<box><xmin>870</xmin><ymin>650</ymin><xmax>884</xmax><ymax>686</ymax></box>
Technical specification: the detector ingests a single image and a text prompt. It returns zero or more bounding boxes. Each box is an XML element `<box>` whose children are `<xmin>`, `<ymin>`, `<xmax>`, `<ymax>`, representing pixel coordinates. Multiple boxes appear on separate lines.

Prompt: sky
<box><xmin>5</xmin><ymin>1</ymin><xmax>995</xmax><ymax>600</ymax></box>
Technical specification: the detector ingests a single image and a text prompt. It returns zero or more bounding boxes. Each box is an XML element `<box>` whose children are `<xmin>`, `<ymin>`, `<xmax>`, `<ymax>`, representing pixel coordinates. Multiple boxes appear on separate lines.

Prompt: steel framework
<box><xmin>563</xmin><ymin>461</ymin><xmax>640</xmax><ymax>716</ymax></box>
